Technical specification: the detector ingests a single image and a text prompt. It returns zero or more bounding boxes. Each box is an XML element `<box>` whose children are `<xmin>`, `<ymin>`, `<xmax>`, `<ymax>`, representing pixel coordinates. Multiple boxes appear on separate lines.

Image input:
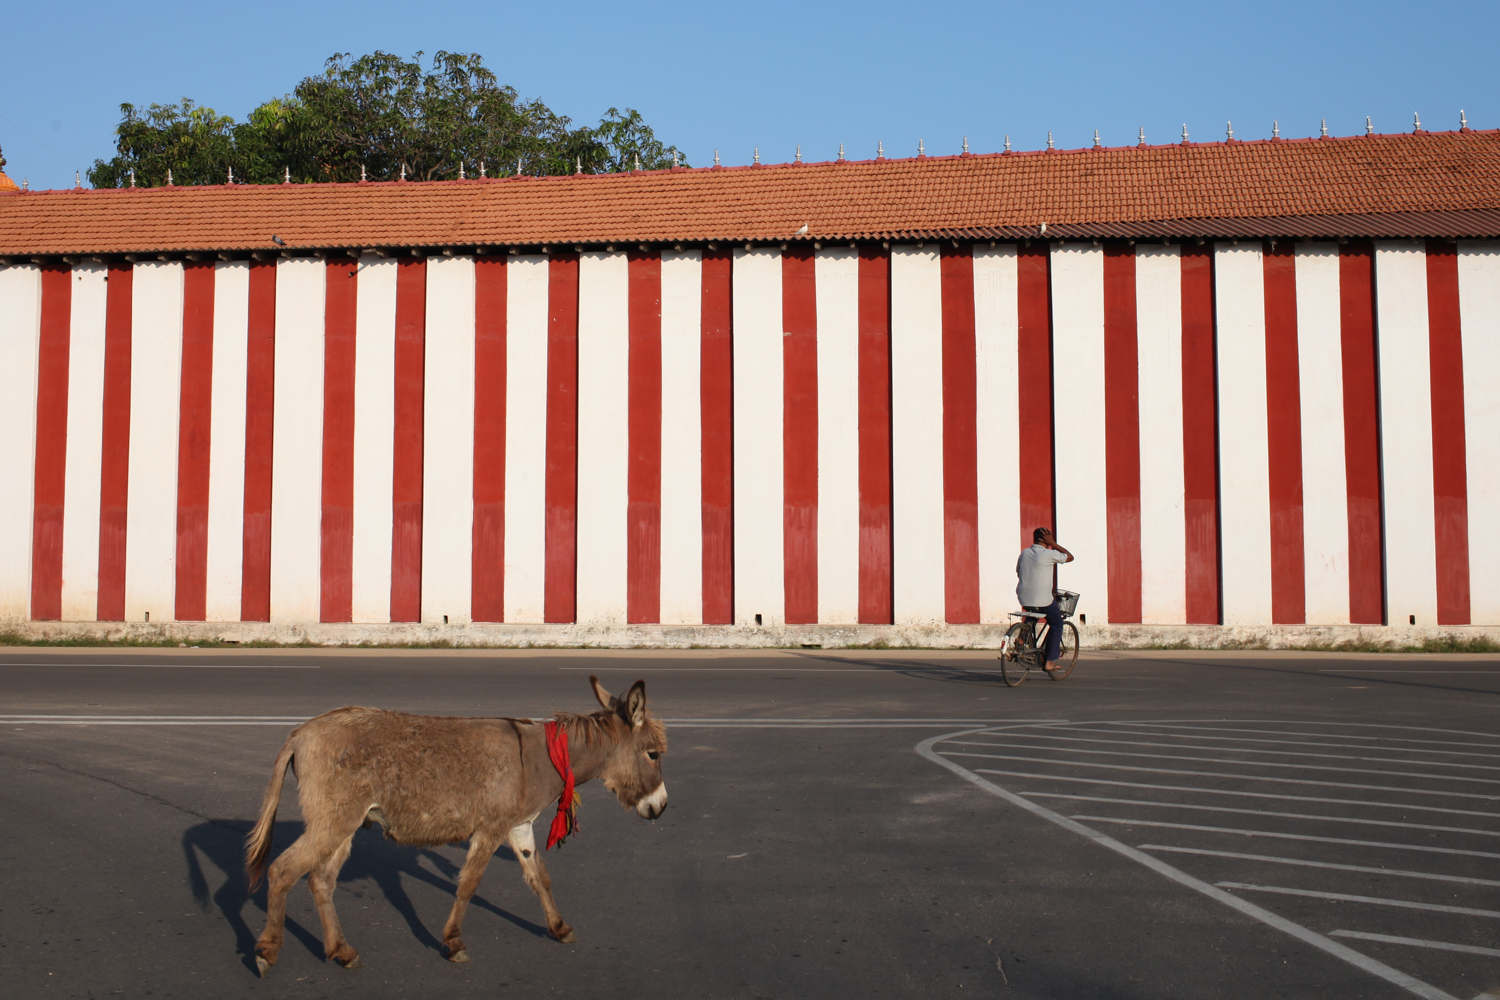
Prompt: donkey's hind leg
<box><xmin>306</xmin><ymin>834</ymin><xmax>361</xmax><ymax>969</ymax></box>
<box><xmin>507</xmin><ymin>822</ymin><xmax>574</xmax><ymax>943</ymax></box>
<box><xmin>254</xmin><ymin>824</ymin><xmax>356</xmax><ymax>976</ymax></box>
<box><xmin>440</xmin><ymin>831</ymin><xmax>503</xmax><ymax>962</ymax></box>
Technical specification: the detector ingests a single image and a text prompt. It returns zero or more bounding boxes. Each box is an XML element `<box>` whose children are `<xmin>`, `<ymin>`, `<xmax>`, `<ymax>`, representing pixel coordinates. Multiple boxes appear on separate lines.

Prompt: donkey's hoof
<box><xmin>255</xmin><ymin>956</ymin><xmax>272</xmax><ymax>978</ymax></box>
<box><xmin>448</xmin><ymin>948</ymin><xmax>470</xmax><ymax>963</ymax></box>
<box><xmin>339</xmin><ymin>955</ymin><xmax>363</xmax><ymax>970</ymax></box>
<box><xmin>551</xmin><ymin>923</ymin><xmax>575</xmax><ymax>943</ymax></box>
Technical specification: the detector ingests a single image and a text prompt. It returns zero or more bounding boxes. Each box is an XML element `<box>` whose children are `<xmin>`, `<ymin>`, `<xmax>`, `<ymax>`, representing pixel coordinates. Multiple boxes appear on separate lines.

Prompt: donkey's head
<box><xmin>588</xmin><ymin>676</ymin><xmax>668</xmax><ymax>819</ymax></box>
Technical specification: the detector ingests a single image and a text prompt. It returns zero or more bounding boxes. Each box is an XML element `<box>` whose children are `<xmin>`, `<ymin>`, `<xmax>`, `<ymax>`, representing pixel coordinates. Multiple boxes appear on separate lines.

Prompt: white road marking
<box><xmin>1034</xmin><ymin>723</ymin><xmax>1500</xmax><ymax>761</ymax></box>
<box><xmin>1329</xmin><ymin>930</ymin><xmax>1500</xmax><ymax>959</ymax></box>
<box><xmin>1073</xmin><ymin>815</ymin><xmax>1500</xmax><ymax>860</ymax></box>
<box><xmin>957</xmin><ymin>756</ymin><xmax>1500</xmax><ymax>802</ymax></box>
<box><xmin>1317</xmin><ymin>670</ymin><xmax>1500</xmax><ymax>675</ymax></box>
<box><xmin>949</xmin><ymin>740</ymin><xmax>1500</xmax><ymax>785</ymax></box>
<box><xmin>919</xmin><ymin>733</ymin><xmax>1459</xmax><ymax>1000</ymax></box>
<box><xmin>0</xmin><ymin>662</ymin><xmax>321</xmax><ymax>669</ymax></box>
<box><xmin>1140</xmin><ymin>845</ymin><xmax>1500</xmax><ymax>888</ymax></box>
<box><xmin>559</xmin><ymin>666</ymin><xmax>1003</xmax><ymax>672</ymax></box>
<box><xmin>1218</xmin><ymin>883</ymin><xmax>1500</xmax><ymax>919</ymax></box>
<box><xmin>976</xmin><ymin>768</ymin><xmax>1500</xmax><ymax>819</ymax></box>
<box><xmin>1109</xmin><ymin>721</ymin><xmax>1500</xmax><ymax>752</ymax></box>
<box><xmin>1022</xmin><ymin>792</ymin><xmax>1500</xmax><ymax>837</ymax></box>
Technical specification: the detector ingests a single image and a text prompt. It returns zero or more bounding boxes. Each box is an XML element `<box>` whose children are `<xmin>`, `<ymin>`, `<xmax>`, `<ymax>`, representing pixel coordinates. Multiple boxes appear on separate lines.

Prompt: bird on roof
<box><xmin>793</xmin><ymin>223</ymin><xmax>809</xmax><ymax>236</ymax></box>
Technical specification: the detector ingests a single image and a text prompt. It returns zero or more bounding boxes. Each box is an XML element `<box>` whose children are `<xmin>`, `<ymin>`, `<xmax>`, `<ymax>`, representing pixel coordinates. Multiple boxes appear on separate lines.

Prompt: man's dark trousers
<box><xmin>1022</xmin><ymin>600</ymin><xmax>1063</xmax><ymax>662</ymax></box>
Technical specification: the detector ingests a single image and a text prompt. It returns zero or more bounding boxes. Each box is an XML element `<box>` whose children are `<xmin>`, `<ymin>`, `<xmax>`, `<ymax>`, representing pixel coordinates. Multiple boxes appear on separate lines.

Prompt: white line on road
<box><xmin>973</xmin><ymin>768</ymin><xmax>1500</xmax><ymax>819</ymax></box>
<box><xmin>558</xmin><ymin>666</ymin><xmax>1002</xmax><ymax>672</ymax></box>
<box><xmin>1034</xmin><ymin>724</ymin><xmax>1500</xmax><ymax>762</ymax></box>
<box><xmin>1109</xmin><ymin>722</ymin><xmax>1500</xmax><ymax>752</ymax></box>
<box><xmin>1317</xmin><ymin>670</ymin><xmax>1500</xmax><ymax>675</ymax></box>
<box><xmin>0</xmin><ymin>662</ymin><xmax>321</xmax><ymax>669</ymax></box>
<box><xmin>918</xmin><ymin>733</ymin><xmax>1459</xmax><ymax>1000</ymax></box>
<box><xmin>1021</xmin><ymin>793</ymin><xmax>1500</xmax><ymax>836</ymax></box>
<box><xmin>1218</xmin><ymin>883</ymin><xmax>1500</xmax><ymax>919</ymax></box>
<box><xmin>1329</xmin><ymin>930</ymin><xmax>1500</xmax><ymax>959</ymax></box>
<box><xmin>1073</xmin><ymin>814</ymin><xmax>1500</xmax><ymax>860</ymax></box>
<box><xmin>1139</xmin><ymin>844</ymin><xmax>1500</xmax><ymax>887</ymax></box>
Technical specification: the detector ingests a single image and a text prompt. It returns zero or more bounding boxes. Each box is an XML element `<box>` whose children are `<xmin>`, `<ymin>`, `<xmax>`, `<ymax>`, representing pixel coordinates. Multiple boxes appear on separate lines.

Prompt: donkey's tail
<box><xmin>245</xmin><ymin>734</ymin><xmax>297</xmax><ymax>891</ymax></box>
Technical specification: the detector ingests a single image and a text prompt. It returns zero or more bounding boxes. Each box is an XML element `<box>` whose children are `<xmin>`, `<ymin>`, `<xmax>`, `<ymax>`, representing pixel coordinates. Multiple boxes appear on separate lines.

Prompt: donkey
<box><xmin>244</xmin><ymin>676</ymin><xmax>667</xmax><ymax>975</ymax></box>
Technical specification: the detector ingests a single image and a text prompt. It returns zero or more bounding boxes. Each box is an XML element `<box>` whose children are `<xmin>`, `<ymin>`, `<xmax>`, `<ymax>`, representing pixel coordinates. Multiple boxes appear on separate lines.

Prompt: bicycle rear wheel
<box><xmin>1047</xmin><ymin>622</ymin><xmax>1080</xmax><ymax>680</ymax></box>
<box><xmin>1001</xmin><ymin>623</ymin><xmax>1032</xmax><ymax>687</ymax></box>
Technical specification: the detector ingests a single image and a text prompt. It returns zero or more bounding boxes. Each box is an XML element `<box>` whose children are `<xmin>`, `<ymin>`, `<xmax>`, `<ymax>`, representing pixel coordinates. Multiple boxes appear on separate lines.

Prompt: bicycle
<box><xmin>998</xmin><ymin>590</ymin><xmax>1081</xmax><ymax>687</ymax></box>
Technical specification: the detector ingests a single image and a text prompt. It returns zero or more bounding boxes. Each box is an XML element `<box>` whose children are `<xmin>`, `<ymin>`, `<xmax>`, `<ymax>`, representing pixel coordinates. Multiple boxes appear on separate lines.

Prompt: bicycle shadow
<box><xmin>182</xmin><ymin>817</ymin><xmax>549</xmax><ymax>975</ymax></box>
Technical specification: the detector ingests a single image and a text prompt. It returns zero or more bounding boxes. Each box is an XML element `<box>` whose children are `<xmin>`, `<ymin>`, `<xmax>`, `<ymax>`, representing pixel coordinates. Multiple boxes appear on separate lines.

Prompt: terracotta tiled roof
<box><xmin>2</xmin><ymin>130</ymin><xmax>1499</xmax><ymax>255</ymax></box>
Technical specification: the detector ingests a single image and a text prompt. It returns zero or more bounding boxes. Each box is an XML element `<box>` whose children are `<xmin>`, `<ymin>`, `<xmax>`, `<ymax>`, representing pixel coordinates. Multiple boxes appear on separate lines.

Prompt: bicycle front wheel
<box><xmin>1001</xmin><ymin>623</ymin><xmax>1031</xmax><ymax>687</ymax></box>
<box><xmin>1047</xmin><ymin>622</ymin><xmax>1080</xmax><ymax>680</ymax></box>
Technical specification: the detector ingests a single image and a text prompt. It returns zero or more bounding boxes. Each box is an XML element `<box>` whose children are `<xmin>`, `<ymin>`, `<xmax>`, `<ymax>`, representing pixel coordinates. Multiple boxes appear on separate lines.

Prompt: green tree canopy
<box><xmin>88</xmin><ymin>51</ymin><xmax>685</xmax><ymax>188</ymax></box>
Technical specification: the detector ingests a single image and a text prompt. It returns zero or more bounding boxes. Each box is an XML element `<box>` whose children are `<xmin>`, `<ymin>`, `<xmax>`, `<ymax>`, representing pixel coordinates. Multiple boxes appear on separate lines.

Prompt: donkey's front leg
<box><xmin>507</xmin><ymin>822</ymin><xmax>574</xmax><ymax>942</ymax></box>
<box><xmin>440</xmin><ymin>832</ymin><xmax>502</xmax><ymax>962</ymax></box>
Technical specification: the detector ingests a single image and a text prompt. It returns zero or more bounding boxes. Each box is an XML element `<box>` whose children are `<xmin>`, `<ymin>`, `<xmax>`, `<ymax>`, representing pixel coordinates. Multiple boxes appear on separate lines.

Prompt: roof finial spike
<box><xmin>360</xmin><ymin>163</ymin><xmax>366</xmax><ymax>182</ymax></box>
<box><xmin>795</xmin><ymin>145</ymin><xmax>802</xmax><ymax>162</ymax></box>
<box><xmin>713</xmin><ymin>149</ymin><xmax>720</xmax><ymax>166</ymax></box>
<box><xmin>752</xmin><ymin>147</ymin><xmax>760</xmax><ymax>164</ymax></box>
<box><xmin>1181</xmin><ymin>123</ymin><xmax>1189</xmax><ymax>143</ymax></box>
<box><xmin>1004</xmin><ymin>134</ymin><xmax>1011</xmax><ymax>152</ymax></box>
<box><xmin>634</xmin><ymin>153</ymin><xmax>641</xmax><ymax>171</ymax></box>
<box><xmin>77</xmin><ymin>170</ymin><xmax>82</xmax><ymax>188</ymax></box>
<box><xmin>877</xmin><ymin>140</ymin><xmax>884</xmax><ymax>159</ymax></box>
<box><xmin>1414</xmin><ymin>111</ymin><xmax>1423</xmax><ymax>132</ymax></box>
<box><xmin>459</xmin><ymin>161</ymin><xmax>466</xmax><ymax>180</ymax></box>
<box><xmin>1272</xmin><ymin>119</ymin><xmax>1280</xmax><ymax>139</ymax></box>
<box><xmin>1226</xmin><ymin>121</ymin><xmax>1233</xmax><ymax>141</ymax></box>
<box><xmin>1320</xmin><ymin>118</ymin><xmax>1328</xmax><ymax>138</ymax></box>
<box><xmin>838</xmin><ymin>143</ymin><xmax>845</xmax><ymax>161</ymax></box>
<box><xmin>515</xmin><ymin>159</ymin><xmax>520</xmax><ymax>176</ymax></box>
<box><xmin>918</xmin><ymin>138</ymin><xmax>925</xmax><ymax>155</ymax></box>
<box><xmin>672</xmin><ymin>149</ymin><xmax>679</xmax><ymax>167</ymax></box>
<box><xmin>1046</xmin><ymin>131</ymin><xmax>1054</xmax><ymax>150</ymax></box>
<box><xmin>962</xmin><ymin>135</ymin><xmax>969</xmax><ymax>153</ymax></box>
<box><xmin>129</xmin><ymin>168</ymin><xmax>135</xmax><ymax>188</ymax></box>
<box><xmin>480</xmin><ymin>160</ymin><xmax>487</xmax><ymax>178</ymax></box>
<box><xmin>1365</xmin><ymin>116</ymin><xmax>1373</xmax><ymax>135</ymax></box>
<box><xmin>1460</xmin><ymin>109</ymin><xmax>1469</xmax><ymax>130</ymax></box>
<box><xmin>576</xmin><ymin>156</ymin><xmax>582</xmax><ymax>174</ymax></box>
<box><xmin>226</xmin><ymin>165</ymin><xmax>232</xmax><ymax>184</ymax></box>
<box><xmin>1092</xmin><ymin>129</ymin><xmax>1101</xmax><ymax>148</ymax></box>
<box><xmin>288</xmin><ymin>166</ymin><xmax>293</xmax><ymax>184</ymax></box>
<box><xmin>166</xmin><ymin>168</ymin><xmax>173</xmax><ymax>186</ymax></box>
<box><xmin>1137</xmin><ymin>126</ymin><xmax>1146</xmax><ymax>147</ymax></box>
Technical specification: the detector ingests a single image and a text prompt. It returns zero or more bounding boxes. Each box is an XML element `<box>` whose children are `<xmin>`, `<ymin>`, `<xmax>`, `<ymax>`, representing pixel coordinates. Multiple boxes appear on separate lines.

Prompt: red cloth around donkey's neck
<box><xmin>544</xmin><ymin>721</ymin><xmax>580</xmax><ymax>850</ymax></box>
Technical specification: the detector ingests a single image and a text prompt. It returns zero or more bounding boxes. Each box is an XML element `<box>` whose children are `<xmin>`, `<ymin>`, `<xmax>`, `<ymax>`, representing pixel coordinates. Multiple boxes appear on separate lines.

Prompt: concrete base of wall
<box><xmin>3</xmin><ymin>620</ymin><xmax>1497</xmax><ymax>650</ymax></box>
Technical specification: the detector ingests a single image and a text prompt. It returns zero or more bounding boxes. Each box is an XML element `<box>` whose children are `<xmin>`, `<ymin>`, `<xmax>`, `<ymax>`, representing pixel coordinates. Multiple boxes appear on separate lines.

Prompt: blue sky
<box><xmin>1</xmin><ymin>0</ymin><xmax>1495</xmax><ymax>191</ymax></box>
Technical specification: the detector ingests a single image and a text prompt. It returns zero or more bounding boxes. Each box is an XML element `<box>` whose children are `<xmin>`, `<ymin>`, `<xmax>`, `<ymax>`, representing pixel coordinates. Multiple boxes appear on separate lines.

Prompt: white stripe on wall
<box><xmin>1050</xmin><ymin>244</ymin><xmax>1110</xmax><ymax>622</ymax></box>
<box><xmin>1459</xmin><ymin>242</ymin><xmax>1500</xmax><ymax>626</ymax></box>
<box><xmin>733</xmin><ymin>249</ymin><xmax>785</xmax><ymax>625</ymax></box>
<box><xmin>1214</xmin><ymin>243</ymin><xmax>1273</xmax><ymax>626</ymax></box>
<box><xmin>124</xmin><ymin>262</ymin><xmax>185</xmax><ymax>623</ymax></box>
<box><xmin>972</xmin><ymin>244</ymin><xmax>1020</xmax><ymax>624</ymax></box>
<box><xmin>575</xmin><ymin>251</ymin><xmax>630</xmax><ymax>625</ymax></box>
<box><xmin>1295</xmin><ymin>244</ymin><xmax>1350</xmax><ymax>625</ymax></box>
<box><xmin>503</xmin><ymin>257</ymin><xmax>550</xmax><ymax>623</ymax></box>
<box><xmin>268</xmin><ymin>259</ymin><xmax>324</xmax><ymax>624</ymax></box>
<box><xmin>422</xmin><ymin>255</ymin><xmax>476</xmax><ymax>624</ymax></box>
<box><xmin>815</xmin><ymin>247</ymin><xmax>860</xmax><ymax>625</ymax></box>
<box><xmin>204</xmin><ymin>262</ymin><xmax>249</xmax><ymax>622</ymax></box>
<box><xmin>658</xmin><ymin>250</ymin><xmax>703</xmax><ymax>624</ymax></box>
<box><xmin>0</xmin><ymin>266</ymin><xmax>42</xmax><ymax>620</ymax></box>
<box><xmin>60</xmin><ymin>264</ymin><xmax>108</xmax><ymax>620</ymax></box>
<box><xmin>1134</xmin><ymin>245</ymin><xmax>1186</xmax><ymax>624</ymax></box>
<box><xmin>890</xmin><ymin>245</ymin><xmax>945</xmax><ymax>625</ymax></box>
<box><xmin>351</xmin><ymin>255</ymin><xmax>397</xmax><ymax>623</ymax></box>
<box><xmin>1376</xmin><ymin>242</ymin><xmax>1438</xmax><ymax>626</ymax></box>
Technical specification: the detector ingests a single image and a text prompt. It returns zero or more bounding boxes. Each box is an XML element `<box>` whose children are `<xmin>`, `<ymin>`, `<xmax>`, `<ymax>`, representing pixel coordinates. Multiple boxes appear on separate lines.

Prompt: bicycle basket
<box><xmin>1054</xmin><ymin>590</ymin><xmax>1080</xmax><ymax>617</ymax></box>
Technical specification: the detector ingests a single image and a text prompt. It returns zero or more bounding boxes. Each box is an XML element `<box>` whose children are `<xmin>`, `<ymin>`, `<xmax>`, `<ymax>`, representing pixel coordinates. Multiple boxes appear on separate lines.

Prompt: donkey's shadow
<box><xmin>183</xmin><ymin>819</ymin><xmax>549</xmax><ymax>973</ymax></box>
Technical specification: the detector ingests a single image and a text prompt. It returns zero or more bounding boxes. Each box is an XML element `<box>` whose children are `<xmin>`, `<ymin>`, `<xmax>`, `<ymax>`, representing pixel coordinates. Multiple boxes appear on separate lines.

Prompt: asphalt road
<box><xmin>1</xmin><ymin>647</ymin><xmax>1497</xmax><ymax>1000</ymax></box>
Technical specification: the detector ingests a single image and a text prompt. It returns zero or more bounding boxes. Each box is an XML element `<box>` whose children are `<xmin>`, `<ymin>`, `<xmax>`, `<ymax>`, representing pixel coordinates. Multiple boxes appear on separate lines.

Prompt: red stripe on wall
<box><xmin>1262</xmin><ymin>245</ymin><xmax>1306</xmax><ymax>624</ymax></box>
<box><xmin>700</xmin><ymin>251</ymin><xmax>734</xmax><ymax>625</ymax></box>
<box><xmin>627</xmin><ymin>253</ymin><xmax>664</xmax><ymax>624</ymax></box>
<box><xmin>782</xmin><ymin>249</ymin><xmax>819</xmax><ymax>625</ymax></box>
<box><xmin>1425</xmin><ymin>242</ymin><xmax>1471</xmax><ymax>625</ymax></box>
<box><xmin>544</xmin><ymin>253</ymin><xmax>579</xmax><ymax>623</ymax></box>
<box><xmin>391</xmin><ymin>258</ymin><xmax>426</xmax><ymax>622</ymax></box>
<box><xmin>857</xmin><ymin>249</ymin><xmax>893</xmax><ymax>624</ymax></box>
<box><xmin>320</xmin><ymin>259</ymin><xmax>358</xmax><ymax>622</ymax></box>
<box><xmin>30</xmin><ymin>266</ymin><xmax>71</xmax><ymax>621</ymax></box>
<box><xmin>1180</xmin><ymin>247</ymin><xmax>1221</xmax><ymax>624</ymax></box>
<box><xmin>1339</xmin><ymin>244</ymin><xmax>1384</xmax><ymax>625</ymax></box>
<box><xmin>1102</xmin><ymin>246</ymin><xmax>1143</xmax><ymax>623</ymax></box>
<box><xmin>97</xmin><ymin>265</ymin><xmax>133</xmax><ymax>622</ymax></box>
<box><xmin>472</xmin><ymin>256</ymin><xmax>508</xmax><ymax>622</ymax></box>
<box><xmin>1017</xmin><ymin>246</ymin><xmax>1055</xmax><ymax>548</ymax></box>
<box><xmin>241</xmin><ymin>261</ymin><xmax>276</xmax><ymax>621</ymax></box>
<box><xmin>173</xmin><ymin>263</ymin><xmax>216</xmax><ymax>621</ymax></box>
<box><xmin>940</xmin><ymin>246</ymin><xmax>979</xmax><ymax>624</ymax></box>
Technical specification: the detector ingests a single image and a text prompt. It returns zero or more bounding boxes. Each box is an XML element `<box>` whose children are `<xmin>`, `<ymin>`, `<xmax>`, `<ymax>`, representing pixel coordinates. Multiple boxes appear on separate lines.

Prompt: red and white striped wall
<box><xmin>1</xmin><ymin>240</ymin><xmax>1496</xmax><ymax>629</ymax></box>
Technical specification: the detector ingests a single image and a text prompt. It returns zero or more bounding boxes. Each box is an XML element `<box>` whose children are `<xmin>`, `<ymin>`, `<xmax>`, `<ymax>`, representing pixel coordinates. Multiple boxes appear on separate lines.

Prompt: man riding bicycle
<box><xmin>1016</xmin><ymin>527</ymin><xmax>1074</xmax><ymax>673</ymax></box>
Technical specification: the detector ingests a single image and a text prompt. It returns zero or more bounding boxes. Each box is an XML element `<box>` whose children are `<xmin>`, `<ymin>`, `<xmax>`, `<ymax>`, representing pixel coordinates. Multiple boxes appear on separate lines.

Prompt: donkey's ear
<box><xmin>622</xmin><ymin>680</ymin><xmax>647</xmax><ymax>728</ymax></box>
<box><xmin>589</xmin><ymin>675</ymin><xmax>616</xmax><ymax>710</ymax></box>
